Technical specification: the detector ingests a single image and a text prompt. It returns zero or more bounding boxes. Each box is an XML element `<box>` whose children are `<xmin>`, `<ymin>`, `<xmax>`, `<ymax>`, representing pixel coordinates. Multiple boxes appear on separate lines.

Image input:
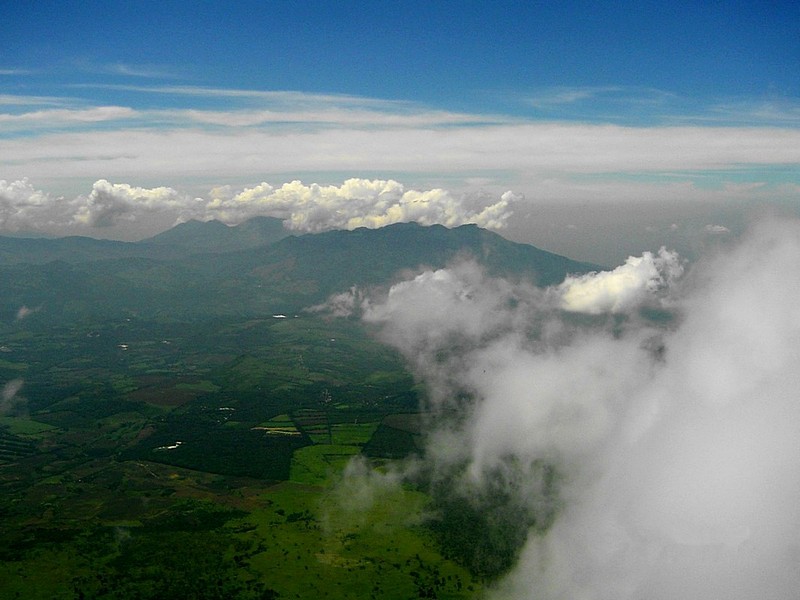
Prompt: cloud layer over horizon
<box><xmin>359</xmin><ymin>218</ymin><xmax>800</xmax><ymax>599</ymax></box>
<box><xmin>2</xmin><ymin>86</ymin><xmax>798</xmax><ymax>263</ymax></box>
<box><xmin>0</xmin><ymin>177</ymin><xmax>518</xmax><ymax>238</ymax></box>
<box><xmin>2</xmin><ymin>88</ymin><xmax>798</xmax><ymax>235</ymax></box>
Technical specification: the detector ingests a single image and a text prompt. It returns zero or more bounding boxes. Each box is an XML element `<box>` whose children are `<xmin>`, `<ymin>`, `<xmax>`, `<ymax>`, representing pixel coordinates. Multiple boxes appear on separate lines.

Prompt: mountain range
<box><xmin>0</xmin><ymin>219</ymin><xmax>601</xmax><ymax>323</ymax></box>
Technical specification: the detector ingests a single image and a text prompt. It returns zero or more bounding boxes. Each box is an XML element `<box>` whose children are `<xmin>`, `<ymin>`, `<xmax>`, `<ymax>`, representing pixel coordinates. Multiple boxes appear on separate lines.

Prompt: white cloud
<box><xmin>703</xmin><ymin>99</ymin><xmax>800</xmax><ymax>126</ymax></box>
<box><xmin>0</xmin><ymin>177</ymin><xmax>517</xmax><ymax>237</ymax></box>
<box><xmin>2</xmin><ymin>111</ymin><xmax>798</xmax><ymax>187</ymax></box>
<box><xmin>1</xmin><ymin>378</ymin><xmax>25</xmax><ymax>416</ymax></box>
<box><xmin>362</xmin><ymin>218</ymin><xmax>800</xmax><ymax>600</ymax></box>
<box><xmin>0</xmin><ymin>94</ymin><xmax>65</xmax><ymax>106</ymax></box>
<box><xmin>0</xmin><ymin>178</ymin><xmax>65</xmax><ymax>232</ymax></box>
<box><xmin>206</xmin><ymin>178</ymin><xmax>518</xmax><ymax>231</ymax></box>
<box><xmin>524</xmin><ymin>85</ymin><xmax>676</xmax><ymax>110</ymax></box>
<box><xmin>307</xmin><ymin>286</ymin><xmax>366</xmax><ymax>318</ymax></box>
<box><xmin>558</xmin><ymin>247</ymin><xmax>683</xmax><ymax>314</ymax></box>
<box><xmin>363</xmin><ymin>262</ymin><xmax>531</xmax><ymax>359</ymax></box>
<box><xmin>71</xmin><ymin>179</ymin><xmax>190</xmax><ymax>228</ymax></box>
<box><xmin>522</xmin><ymin>86</ymin><xmax>800</xmax><ymax>127</ymax></box>
<box><xmin>101</xmin><ymin>62</ymin><xmax>176</xmax><ymax>78</ymax></box>
<box><xmin>0</xmin><ymin>106</ymin><xmax>137</xmax><ymax>128</ymax></box>
<box><xmin>0</xmin><ymin>90</ymin><xmax>496</xmax><ymax>132</ymax></box>
<box><xmin>15</xmin><ymin>305</ymin><xmax>39</xmax><ymax>320</ymax></box>
<box><xmin>0</xmin><ymin>88</ymin><xmax>797</xmax><ymax>243</ymax></box>
<box><xmin>178</xmin><ymin>107</ymin><xmax>495</xmax><ymax>128</ymax></box>
<box><xmin>0</xmin><ymin>178</ymin><xmax>197</xmax><ymax>235</ymax></box>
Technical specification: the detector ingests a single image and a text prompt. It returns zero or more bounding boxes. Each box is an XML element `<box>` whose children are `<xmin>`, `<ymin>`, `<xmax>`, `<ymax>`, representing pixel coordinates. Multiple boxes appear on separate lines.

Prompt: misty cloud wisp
<box><xmin>359</xmin><ymin>219</ymin><xmax>800</xmax><ymax>599</ymax></box>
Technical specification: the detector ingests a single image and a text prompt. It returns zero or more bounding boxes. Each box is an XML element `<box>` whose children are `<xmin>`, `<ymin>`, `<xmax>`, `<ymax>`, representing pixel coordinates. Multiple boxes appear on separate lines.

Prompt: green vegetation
<box><xmin>0</xmin><ymin>221</ymin><xmax>586</xmax><ymax>598</ymax></box>
<box><xmin>423</xmin><ymin>459</ymin><xmax>560</xmax><ymax>580</ymax></box>
<box><xmin>0</xmin><ymin>416</ymin><xmax>57</xmax><ymax>436</ymax></box>
<box><xmin>290</xmin><ymin>444</ymin><xmax>362</xmax><ymax>485</ymax></box>
<box><xmin>0</xmin><ymin>313</ymin><xmax>487</xmax><ymax>598</ymax></box>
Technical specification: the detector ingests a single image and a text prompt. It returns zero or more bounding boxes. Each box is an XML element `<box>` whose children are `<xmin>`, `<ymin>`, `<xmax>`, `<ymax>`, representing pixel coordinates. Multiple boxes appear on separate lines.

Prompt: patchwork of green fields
<box><xmin>0</xmin><ymin>314</ymin><xmax>487</xmax><ymax>598</ymax></box>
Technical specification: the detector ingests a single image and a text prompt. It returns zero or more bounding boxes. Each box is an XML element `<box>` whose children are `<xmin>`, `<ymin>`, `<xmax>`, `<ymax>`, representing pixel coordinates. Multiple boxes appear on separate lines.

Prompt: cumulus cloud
<box><xmin>71</xmin><ymin>179</ymin><xmax>191</xmax><ymax>228</ymax></box>
<box><xmin>558</xmin><ymin>247</ymin><xmax>683</xmax><ymax>314</ymax></box>
<box><xmin>363</xmin><ymin>262</ymin><xmax>535</xmax><ymax>362</ymax></box>
<box><xmin>0</xmin><ymin>178</ymin><xmax>517</xmax><ymax>237</ymax></box>
<box><xmin>207</xmin><ymin>179</ymin><xmax>518</xmax><ymax>232</ymax></box>
<box><xmin>362</xmin><ymin>219</ymin><xmax>800</xmax><ymax>599</ymax></box>
<box><xmin>0</xmin><ymin>178</ymin><xmax>64</xmax><ymax>232</ymax></box>
<box><xmin>704</xmin><ymin>223</ymin><xmax>731</xmax><ymax>234</ymax></box>
<box><xmin>0</xmin><ymin>178</ymin><xmax>193</xmax><ymax>234</ymax></box>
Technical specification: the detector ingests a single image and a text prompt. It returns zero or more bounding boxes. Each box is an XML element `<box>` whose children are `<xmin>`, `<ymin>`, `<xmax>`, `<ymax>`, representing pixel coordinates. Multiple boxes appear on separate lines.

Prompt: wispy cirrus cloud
<box><xmin>0</xmin><ymin>86</ymin><xmax>508</xmax><ymax>135</ymax></box>
<box><xmin>698</xmin><ymin>99</ymin><xmax>800</xmax><ymax>127</ymax></box>
<box><xmin>72</xmin><ymin>84</ymin><xmax>511</xmax><ymax>125</ymax></box>
<box><xmin>69</xmin><ymin>84</ymin><xmax>419</xmax><ymax>105</ymax></box>
<box><xmin>0</xmin><ymin>94</ymin><xmax>67</xmax><ymax>107</ymax></box>
<box><xmin>0</xmin><ymin>68</ymin><xmax>35</xmax><ymax>76</ymax></box>
<box><xmin>519</xmin><ymin>85</ymin><xmax>800</xmax><ymax>127</ymax></box>
<box><xmin>177</xmin><ymin>107</ymin><xmax>501</xmax><ymax>128</ymax></box>
<box><xmin>0</xmin><ymin>106</ymin><xmax>137</xmax><ymax>126</ymax></box>
<box><xmin>67</xmin><ymin>83</ymin><xmax>465</xmax><ymax>115</ymax></box>
<box><xmin>100</xmin><ymin>62</ymin><xmax>177</xmax><ymax>79</ymax></box>
<box><xmin>520</xmin><ymin>86</ymin><xmax>684</xmax><ymax>124</ymax></box>
<box><xmin>524</xmin><ymin>85</ymin><xmax>677</xmax><ymax>108</ymax></box>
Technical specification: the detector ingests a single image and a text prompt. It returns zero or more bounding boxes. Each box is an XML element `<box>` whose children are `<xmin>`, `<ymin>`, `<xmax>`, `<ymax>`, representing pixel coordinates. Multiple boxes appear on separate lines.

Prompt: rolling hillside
<box><xmin>0</xmin><ymin>220</ymin><xmax>601</xmax><ymax>322</ymax></box>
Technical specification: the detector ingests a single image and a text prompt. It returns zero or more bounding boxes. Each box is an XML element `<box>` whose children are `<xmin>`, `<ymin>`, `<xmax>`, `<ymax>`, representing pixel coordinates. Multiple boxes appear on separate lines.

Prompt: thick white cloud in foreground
<box><xmin>363</xmin><ymin>219</ymin><xmax>800</xmax><ymax>600</ymax></box>
<box><xmin>559</xmin><ymin>247</ymin><xmax>683</xmax><ymax>313</ymax></box>
<box><xmin>0</xmin><ymin>178</ymin><xmax>517</xmax><ymax>237</ymax></box>
<box><xmin>363</xmin><ymin>263</ymin><xmax>531</xmax><ymax>358</ymax></box>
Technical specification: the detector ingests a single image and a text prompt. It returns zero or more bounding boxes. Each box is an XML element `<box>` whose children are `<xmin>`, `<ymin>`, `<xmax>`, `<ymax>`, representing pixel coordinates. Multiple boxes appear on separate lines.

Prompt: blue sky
<box><xmin>1</xmin><ymin>0</ymin><xmax>799</xmax><ymax>261</ymax></box>
<box><xmin>4</xmin><ymin>1</ymin><xmax>798</xmax><ymax>118</ymax></box>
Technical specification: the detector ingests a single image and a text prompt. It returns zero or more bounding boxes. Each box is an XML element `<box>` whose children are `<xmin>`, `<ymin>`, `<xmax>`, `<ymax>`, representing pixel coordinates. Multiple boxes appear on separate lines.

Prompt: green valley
<box><xmin>0</xmin><ymin>220</ymin><xmax>594</xmax><ymax>598</ymax></box>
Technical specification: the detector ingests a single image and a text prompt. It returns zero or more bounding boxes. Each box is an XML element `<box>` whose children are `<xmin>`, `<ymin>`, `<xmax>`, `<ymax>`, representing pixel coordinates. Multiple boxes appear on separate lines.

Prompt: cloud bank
<box><xmin>362</xmin><ymin>219</ymin><xmax>800</xmax><ymax>599</ymax></box>
<box><xmin>2</xmin><ymin>89</ymin><xmax>797</xmax><ymax>251</ymax></box>
<box><xmin>0</xmin><ymin>178</ymin><xmax>517</xmax><ymax>237</ymax></box>
<box><xmin>73</xmin><ymin>179</ymin><xmax>190</xmax><ymax>228</ymax></box>
<box><xmin>208</xmin><ymin>179</ymin><xmax>518</xmax><ymax>232</ymax></box>
<box><xmin>558</xmin><ymin>247</ymin><xmax>683</xmax><ymax>314</ymax></box>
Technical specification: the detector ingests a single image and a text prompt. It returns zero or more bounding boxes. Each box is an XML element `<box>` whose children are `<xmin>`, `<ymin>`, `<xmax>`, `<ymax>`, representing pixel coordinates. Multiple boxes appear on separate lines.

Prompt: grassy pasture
<box><xmin>0</xmin><ymin>415</ymin><xmax>57</xmax><ymax>436</ymax></box>
<box><xmin>0</xmin><ymin>313</ymin><xmax>491</xmax><ymax>598</ymax></box>
<box><xmin>238</xmin><ymin>481</ymin><xmax>481</xmax><ymax>599</ymax></box>
<box><xmin>290</xmin><ymin>444</ymin><xmax>362</xmax><ymax>485</ymax></box>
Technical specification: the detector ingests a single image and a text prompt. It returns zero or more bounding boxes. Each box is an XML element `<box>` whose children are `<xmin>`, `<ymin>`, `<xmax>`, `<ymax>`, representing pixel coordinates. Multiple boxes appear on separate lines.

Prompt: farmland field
<box><xmin>0</xmin><ymin>313</ymin><xmax>485</xmax><ymax>598</ymax></box>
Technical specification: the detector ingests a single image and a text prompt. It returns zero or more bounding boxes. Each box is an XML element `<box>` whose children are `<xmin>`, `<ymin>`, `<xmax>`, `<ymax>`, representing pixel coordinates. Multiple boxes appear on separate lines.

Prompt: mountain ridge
<box><xmin>144</xmin><ymin>216</ymin><xmax>290</xmax><ymax>253</ymax></box>
<box><xmin>0</xmin><ymin>220</ymin><xmax>603</xmax><ymax>322</ymax></box>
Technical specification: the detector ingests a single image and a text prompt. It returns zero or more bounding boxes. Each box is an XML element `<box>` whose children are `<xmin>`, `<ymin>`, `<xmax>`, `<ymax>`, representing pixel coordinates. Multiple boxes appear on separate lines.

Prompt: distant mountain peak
<box><xmin>145</xmin><ymin>216</ymin><xmax>290</xmax><ymax>252</ymax></box>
